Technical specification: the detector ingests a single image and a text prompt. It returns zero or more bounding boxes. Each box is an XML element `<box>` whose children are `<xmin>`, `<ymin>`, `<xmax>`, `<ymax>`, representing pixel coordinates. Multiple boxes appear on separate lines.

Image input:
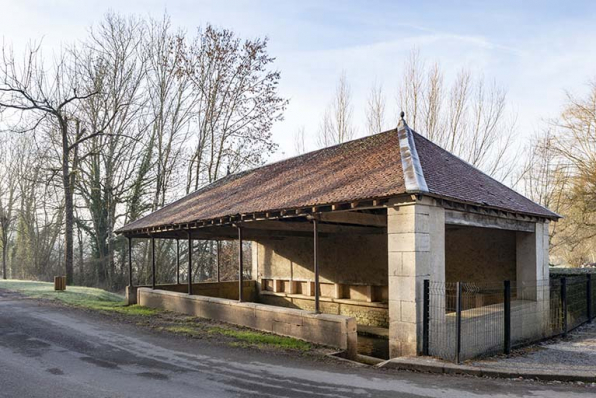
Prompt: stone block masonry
<box><xmin>126</xmin><ymin>281</ymin><xmax>256</xmax><ymax>305</ymax></box>
<box><xmin>137</xmin><ymin>287</ymin><xmax>358</xmax><ymax>359</ymax></box>
<box><xmin>387</xmin><ymin>197</ymin><xmax>445</xmax><ymax>357</ymax></box>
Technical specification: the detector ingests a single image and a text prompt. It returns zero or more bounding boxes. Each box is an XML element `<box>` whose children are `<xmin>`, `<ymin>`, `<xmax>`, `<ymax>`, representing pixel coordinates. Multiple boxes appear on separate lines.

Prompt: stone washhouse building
<box><xmin>117</xmin><ymin>117</ymin><xmax>559</xmax><ymax>359</ymax></box>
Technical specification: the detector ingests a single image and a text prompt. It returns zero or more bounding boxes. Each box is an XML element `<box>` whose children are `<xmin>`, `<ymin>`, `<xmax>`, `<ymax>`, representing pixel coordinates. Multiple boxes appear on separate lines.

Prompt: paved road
<box><xmin>0</xmin><ymin>290</ymin><xmax>592</xmax><ymax>398</ymax></box>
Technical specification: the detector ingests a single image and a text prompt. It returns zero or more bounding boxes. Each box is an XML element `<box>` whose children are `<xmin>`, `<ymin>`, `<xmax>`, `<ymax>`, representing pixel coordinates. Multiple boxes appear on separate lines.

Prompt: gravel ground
<box><xmin>470</xmin><ymin>322</ymin><xmax>596</xmax><ymax>373</ymax></box>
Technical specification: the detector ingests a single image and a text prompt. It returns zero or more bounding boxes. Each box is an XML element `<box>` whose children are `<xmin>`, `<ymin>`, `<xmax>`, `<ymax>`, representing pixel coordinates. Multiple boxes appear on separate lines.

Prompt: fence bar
<box><xmin>455</xmin><ymin>281</ymin><xmax>462</xmax><ymax>364</ymax></box>
<box><xmin>588</xmin><ymin>274</ymin><xmax>593</xmax><ymax>323</ymax></box>
<box><xmin>238</xmin><ymin>226</ymin><xmax>243</xmax><ymax>302</ymax></box>
<box><xmin>504</xmin><ymin>280</ymin><xmax>511</xmax><ymax>355</ymax></box>
<box><xmin>562</xmin><ymin>277</ymin><xmax>567</xmax><ymax>337</ymax></box>
<box><xmin>188</xmin><ymin>231</ymin><xmax>193</xmax><ymax>295</ymax></box>
<box><xmin>151</xmin><ymin>237</ymin><xmax>156</xmax><ymax>290</ymax></box>
<box><xmin>422</xmin><ymin>279</ymin><xmax>430</xmax><ymax>356</ymax></box>
<box><xmin>127</xmin><ymin>237</ymin><xmax>133</xmax><ymax>287</ymax></box>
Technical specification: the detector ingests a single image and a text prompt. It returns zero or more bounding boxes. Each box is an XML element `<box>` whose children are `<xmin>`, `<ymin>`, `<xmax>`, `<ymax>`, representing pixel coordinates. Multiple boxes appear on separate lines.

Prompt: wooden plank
<box><xmin>319</xmin><ymin>211</ymin><xmax>386</xmax><ymax>227</ymax></box>
<box><xmin>445</xmin><ymin>210</ymin><xmax>535</xmax><ymax>232</ymax></box>
<box><xmin>241</xmin><ymin>220</ymin><xmax>384</xmax><ymax>235</ymax></box>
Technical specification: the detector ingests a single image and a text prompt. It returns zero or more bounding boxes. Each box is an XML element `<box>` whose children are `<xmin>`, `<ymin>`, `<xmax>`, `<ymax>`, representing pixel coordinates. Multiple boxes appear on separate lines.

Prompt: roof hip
<box><xmin>397</xmin><ymin>117</ymin><xmax>429</xmax><ymax>194</ymax></box>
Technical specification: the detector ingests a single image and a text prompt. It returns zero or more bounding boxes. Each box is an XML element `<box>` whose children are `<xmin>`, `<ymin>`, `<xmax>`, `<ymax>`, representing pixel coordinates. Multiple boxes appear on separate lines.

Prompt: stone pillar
<box><xmin>251</xmin><ymin>242</ymin><xmax>260</xmax><ymax>294</ymax></box>
<box><xmin>387</xmin><ymin>197</ymin><xmax>445</xmax><ymax>357</ymax></box>
<box><xmin>516</xmin><ymin>221</ymin><xmax>550</xmax><ymax>339</ymax></box>
<box><xmin>516</xmin><ymin>221</ymin><xmax>550</xmax><ymax>297</ymax></box>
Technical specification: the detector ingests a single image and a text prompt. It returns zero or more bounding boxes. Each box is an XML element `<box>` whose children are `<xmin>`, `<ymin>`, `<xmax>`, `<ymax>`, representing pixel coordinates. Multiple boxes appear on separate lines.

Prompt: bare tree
<box><xmin>0</xmin><ymin>135</ymin><xmax>18</xmax><ymax>278</ymax></box>
<box><xmin>544</xmin><ymin>82</ymin><xmax>596</xmax><ymax>265</ymax></box>
<box><xmin>365</xmin><ymin>80</ymin><xmax>386</xmax><ymax>136</ymax></box>
<box><xmin>317</xmin><ymin>72</ymin><xmax>355</xmax><ymax>147</ymax></box>
<box><xmin>0</xmin><ymin>42</ymin><xmax>120</xmax><ymax>283</ymax></box>
<box><xmin>0</xmin><ymin>13</ymin><xmax>287</xmax><ymax>288</ymax></box>
<box><xmin>181</xmin><ymin>25</ymin><xmax>287</xmax><ymax>191</ymax></box>
<box><xmin>74</xmin><ymin>12</ymin><xmax>148</xmax><ymax>287</ymax></box>
<box><xmin>293</xmin><ymin>125</ymin><xmax>308</xmax><ymax>155</ymax></box>
<box><xmin>397</xmin><ymin>51</ymin><xmax>517</xmax><ymax>181</ymax></box>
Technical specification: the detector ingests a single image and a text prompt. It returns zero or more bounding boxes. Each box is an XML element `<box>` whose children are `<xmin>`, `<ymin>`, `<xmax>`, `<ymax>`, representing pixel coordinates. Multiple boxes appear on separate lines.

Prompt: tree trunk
<box><xmin>61</xmin><ymin>121</ymin><xmax>74</xmax><ymax>284</ymax></box>
<box><xmin>2</xmin><ymin>245</ymin><xmax>6</xmax><ymax>279</ymax></box>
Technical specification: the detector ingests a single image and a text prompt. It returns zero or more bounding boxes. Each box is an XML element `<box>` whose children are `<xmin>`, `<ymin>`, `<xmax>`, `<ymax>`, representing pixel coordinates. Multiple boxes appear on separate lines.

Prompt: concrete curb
<box><xmin>377</xmin><ymin>357</ymin><xmax>596</xmax><ymax>383</ymax></box>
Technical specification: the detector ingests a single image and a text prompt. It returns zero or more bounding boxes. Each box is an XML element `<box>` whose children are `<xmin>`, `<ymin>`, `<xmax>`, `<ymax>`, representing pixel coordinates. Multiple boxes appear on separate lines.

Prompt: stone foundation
<box><xmin>259</xmin><ymin>292</ymin><xmax>388</xmax><ymax>327</ymax></box>
<box><xmin>138</xmin><ymin>287</ymin><xmax>357</xmax><ymax>358</ymax></box>
<box><xmin>126</xmin><ymin>281</ymin><xmax>256</xmax><ymax>305</ymax></box>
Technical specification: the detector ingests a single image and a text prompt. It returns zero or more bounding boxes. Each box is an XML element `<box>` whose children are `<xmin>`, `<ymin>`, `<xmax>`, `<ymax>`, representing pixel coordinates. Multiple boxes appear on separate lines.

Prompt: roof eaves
<box><xmin>397</xmin><ymin>119</ymin><xmax>429</xmax><ymax>194</ymax></box>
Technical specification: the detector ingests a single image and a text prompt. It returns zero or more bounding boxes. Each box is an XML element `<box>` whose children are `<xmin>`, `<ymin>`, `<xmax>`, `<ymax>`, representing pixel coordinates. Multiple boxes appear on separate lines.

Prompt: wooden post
<box><xmin>216</xmin><ymin>240</ymin><xmax>221</xmax><ymax>283</ymax></box>
<box><xmin>127</xmin><ymin>237</ymin><xmax>133</xmax><ymax>287</ymax></box>
<box><xmin>313</xmin><ymin>216</ymin><xmax>320</xmax><ymax>314</ymax></box>
<box><xmin>188</xmin><ymin>231</ymin><xmax>193</xmax><ymax>295</ymax></box>
<box><xmin>238</xmin><ymin>226</ymin><xmax>243</xmax><ymax>302</ymax></box>
<box><xmin>176</xmin><ymin>239</ymin><xmax>180</xmax><ymax>285</ymax></box>
<box><xmin>151</xmin><ymin>237</ymin><xmax>156</xmax><ymax>290</ymax></box>
<box><xmin>54</xmin><ymin>276</ymin><xmax>66</xmax><ymax>291</ymax></box>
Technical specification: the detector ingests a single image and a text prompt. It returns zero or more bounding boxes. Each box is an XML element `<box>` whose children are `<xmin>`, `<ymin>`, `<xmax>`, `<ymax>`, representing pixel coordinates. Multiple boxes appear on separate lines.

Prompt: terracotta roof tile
<box><xmin>118</xmin><ymin>128</ymin><xmax>558</xmax><ymax>234</ymax></box>
<box><xmin>413</xmin><ymin>133</ymin><xmax>558</xmax><ymax>219</ymax></box>
<box><xmin>119</xmin><ymin>131</ymin><xmax>405</xmax><ymax>232</ymax></box>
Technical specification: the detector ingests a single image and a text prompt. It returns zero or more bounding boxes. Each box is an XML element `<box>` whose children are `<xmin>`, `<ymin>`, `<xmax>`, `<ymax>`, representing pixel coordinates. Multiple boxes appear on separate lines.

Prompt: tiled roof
<box><xmin>118</xmin><ymin>126</ymin><xmax>558</xmax><ymax>234</ymax></box>
<box><xmin>413</xmin><ymin>133</ymin><xmax>558</xmax><ymax>219</ymax></box>
<box><xmin>118</xmin><ymin>130</ymin><xmax>406</xmax><ymax>233</ymax></box>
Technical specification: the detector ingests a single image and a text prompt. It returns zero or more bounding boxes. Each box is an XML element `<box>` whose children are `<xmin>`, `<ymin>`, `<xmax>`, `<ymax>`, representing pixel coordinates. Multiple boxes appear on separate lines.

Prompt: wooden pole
<box><xmin>151</xmin><ymin>237</ymin><xmax>156</xmax><ymax>290</ymax></box>
<box><xmin>313</xmin><ymin>217</ymin><xmax>320</xmax><ymax>314</ymax></box>
<box><xmin>238</xmin><ymin>226</ymin><xmax>243</xmax><ymax>302</ymax></box>
<box><xmin>188</xmin><ymin>231</ymin><xmax>193</xmax><ymax>295</ymax></box>
<box><xmin>127</xmin><ymin>237</ymin><xmax>133</xmax><ymax>287</ymax></box>
<box><xmin>176</xmin><ymin>239</ymin><xmax>180</xmax><ymax>285</ymax></box>
<box><xmin>216</xmin><ymin>241</ymin><xmax>221</xmax><ymax>283</ymax></box>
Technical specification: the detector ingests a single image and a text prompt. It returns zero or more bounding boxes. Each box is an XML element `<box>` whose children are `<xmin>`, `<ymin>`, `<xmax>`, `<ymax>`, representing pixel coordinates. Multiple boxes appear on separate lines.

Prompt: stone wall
<box><xmin>126</xmin><ymin>280</ymin><xmax>256</xmax><ymax>305</ymax></box>
<box><xmin>445</xmin><ymin>226</ymin><xmax>517</xmax><ymax>284</ymax></box>
<box><xmin>259</xmin><ymin>292</ymin><xmax>389</xmax><ymax>327</ymax></box>
<box><xmin>253</xmin><ymin>233</ymin><xmax>387</xmax><ymax>286</ymax></box>
<box><xmin>138</xmin><ymin>287</ymin><xmax>357</xmax><ymax>358</ymax></box>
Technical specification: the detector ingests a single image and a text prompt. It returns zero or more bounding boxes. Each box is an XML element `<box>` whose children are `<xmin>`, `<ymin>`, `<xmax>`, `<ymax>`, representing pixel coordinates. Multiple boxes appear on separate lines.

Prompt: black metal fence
<box><xmin>423</xmin><ymin>275</ymin><xmax>596</xmax><ymax>363</ymax></box>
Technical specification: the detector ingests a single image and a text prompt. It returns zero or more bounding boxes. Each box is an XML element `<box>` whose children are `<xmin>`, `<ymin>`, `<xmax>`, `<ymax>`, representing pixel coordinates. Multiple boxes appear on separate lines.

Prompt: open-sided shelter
<box><xmin>117</xmin><ymin>116</ymin><xmax>559</xmax><ymax>359</ymax></box>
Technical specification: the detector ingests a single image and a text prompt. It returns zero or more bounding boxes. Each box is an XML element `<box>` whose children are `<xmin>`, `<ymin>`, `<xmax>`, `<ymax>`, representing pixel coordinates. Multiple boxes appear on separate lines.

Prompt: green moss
<box><xmin>164</xmin><ymin>325</ymin><xmax>204</xmax><ymax>337</ymax></box>
<box><xmin>208</xmin><ymin>326</ymin><xmax>311</xmax><ymax>351</ymax></box>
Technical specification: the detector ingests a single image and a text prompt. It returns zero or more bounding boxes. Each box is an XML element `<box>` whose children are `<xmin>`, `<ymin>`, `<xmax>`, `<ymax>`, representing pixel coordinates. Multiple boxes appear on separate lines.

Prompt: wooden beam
<box><xmin>445</xmin><ymin>210</ymin><xmax>535</xmax><ymax>233</ymax></box>
<box><xmin>240</xmin><ymin>220</ymin><xmax>385</xmax><ymax>235</ymax></box>
<box><xmin>319</xmin><ymin>212</ymin><xmax>386</xmax><ymax>227</ymax></box>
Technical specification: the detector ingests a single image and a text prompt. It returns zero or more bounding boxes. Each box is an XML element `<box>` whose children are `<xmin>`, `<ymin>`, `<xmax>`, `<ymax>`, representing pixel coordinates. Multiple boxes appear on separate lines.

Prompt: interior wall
<box><xmin>445</xmin><ymin>225</ymin><xmax>516</xmax><ymax>284</ymax></box>
<box><xmin>255</xmin><ymin>233</ymin><xmax>388</xmax><ymax>286</ymax></box>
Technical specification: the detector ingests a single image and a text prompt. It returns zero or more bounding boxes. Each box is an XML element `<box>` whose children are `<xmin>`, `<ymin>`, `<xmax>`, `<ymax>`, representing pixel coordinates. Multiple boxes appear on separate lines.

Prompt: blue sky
<box><xmin>2</xmin><ymin>0</ymin><xmax>596</xmax><ymax>159</ymax></box>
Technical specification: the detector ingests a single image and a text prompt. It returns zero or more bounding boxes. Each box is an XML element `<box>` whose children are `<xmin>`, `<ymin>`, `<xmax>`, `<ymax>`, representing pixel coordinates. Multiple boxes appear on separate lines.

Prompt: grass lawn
<box><xmin>0</xmin><ymin>279</ymin><xmax>314</xmax><ymax>353</ymax></box>
<box><xmin>0</xmin><ymin>279</ymin><xmax>159</xmax><ymax>316</ymax></box>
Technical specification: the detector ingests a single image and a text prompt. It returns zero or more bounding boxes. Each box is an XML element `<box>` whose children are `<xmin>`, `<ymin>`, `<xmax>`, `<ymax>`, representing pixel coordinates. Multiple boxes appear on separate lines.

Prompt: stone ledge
<box><xmin>259</xmin><ymin>291</ymin><xmax>388</xmax><ymax>308</ymax></box>
<box><xmin>377</xmin><ymin>357</ymin><xmax>596</xmax><ymax>383</ymax></box>
<box><xmin>138</xmin><ymin>287</ymin><xmax>357</xmax><ymax>359</ymax></box>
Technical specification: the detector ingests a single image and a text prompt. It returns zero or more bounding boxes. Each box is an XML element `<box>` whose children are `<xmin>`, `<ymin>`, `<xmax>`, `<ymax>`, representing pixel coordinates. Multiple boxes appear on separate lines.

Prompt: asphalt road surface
<box><xmin>0</xmin><ymin>290</ymin><xmax>592</xmax><ymax>398</ymax></box>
